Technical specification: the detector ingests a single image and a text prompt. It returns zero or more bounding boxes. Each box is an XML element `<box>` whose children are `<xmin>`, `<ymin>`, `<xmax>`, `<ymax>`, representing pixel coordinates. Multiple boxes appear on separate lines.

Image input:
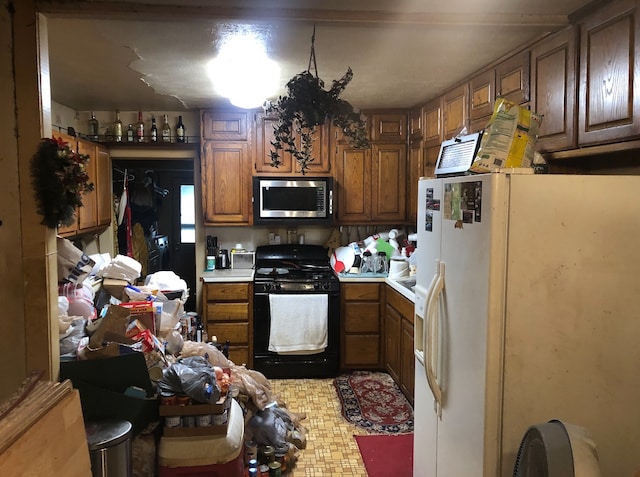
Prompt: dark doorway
<box><xmin>112</xmin><ymin>159</ymin><xmax>196</xmax><ymax>312</ymax></box>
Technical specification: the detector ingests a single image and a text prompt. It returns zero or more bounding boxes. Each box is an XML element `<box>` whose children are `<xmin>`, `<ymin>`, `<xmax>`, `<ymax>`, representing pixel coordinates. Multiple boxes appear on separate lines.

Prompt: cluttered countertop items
<box><xmin>202</xmin><ymin>239</ymin><xmax>255</xmax><ymax>282</ymax></box>
<box><xmin>326</xmin><ymin>228</ymin><xmax>418</xmax><ymax>301</ymax></box>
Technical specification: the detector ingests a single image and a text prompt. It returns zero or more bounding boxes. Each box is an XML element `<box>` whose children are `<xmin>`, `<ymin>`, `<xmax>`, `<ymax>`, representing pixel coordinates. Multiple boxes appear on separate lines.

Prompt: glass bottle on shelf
<box><xmin>88</xmin><ymin>112</ymin><xmax>99</xmax><ymax>141</ymax></box>
<box><xmin>113</xmin><ymin>110</ymin><xmax>123</xmax><ymax>142</ymax></box>
<box><xmin>161</xmin><ymin>114</ymin><xmax>171</xmax><ymax>143</ymax></box>
<box><xmin>176</xmin><ymin>115</ymin><xmax>185</xmax><ymax>143</ymax></box>
<box><xmin>136</xmin><ymin>111</ymin><xmax>145</xmax><ymax>142</ymax></box>
<box><xmin>126</xmin><ymin>124</ymin><xmax>134</xmax><ymax>142</ymax></box>
<box><xmin>150</xmin><ymin>115</ymin><xmax>158</xmax><ymax>142</ymax></box>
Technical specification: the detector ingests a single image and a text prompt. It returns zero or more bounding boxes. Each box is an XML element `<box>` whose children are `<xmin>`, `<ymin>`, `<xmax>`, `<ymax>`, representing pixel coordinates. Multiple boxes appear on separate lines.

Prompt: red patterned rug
<box><xmin>333</xmin><ymin>371</ymin><xmax>414</xmax><ymax>434</ymax></box>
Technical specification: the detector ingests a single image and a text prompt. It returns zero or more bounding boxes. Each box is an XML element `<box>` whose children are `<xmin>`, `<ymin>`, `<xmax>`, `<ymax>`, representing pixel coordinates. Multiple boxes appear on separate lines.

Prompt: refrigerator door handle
<box><xmin>415</xmin><ymin>273</ymin><xmax>438</xmax><ymax>367</ymax></box>
<box><xmin>426</xmin><ymin>261</ymin><xmax>445</xmax><ymax>417</ymax></box>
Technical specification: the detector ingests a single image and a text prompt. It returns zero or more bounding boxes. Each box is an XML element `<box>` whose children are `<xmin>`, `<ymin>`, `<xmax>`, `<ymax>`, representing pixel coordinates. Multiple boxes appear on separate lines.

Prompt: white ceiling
<box><xmin>42</xmin><ymin>0</ymin><xmax>596</xmax><ymax>112</ymax></box>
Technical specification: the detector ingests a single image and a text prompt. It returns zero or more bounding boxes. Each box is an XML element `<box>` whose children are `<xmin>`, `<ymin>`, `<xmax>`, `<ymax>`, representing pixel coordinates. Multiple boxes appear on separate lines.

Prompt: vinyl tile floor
<box><xmin>270</xmin><ymin>377</ymin><xmax>372</xmax><ymax>477</ymax></box>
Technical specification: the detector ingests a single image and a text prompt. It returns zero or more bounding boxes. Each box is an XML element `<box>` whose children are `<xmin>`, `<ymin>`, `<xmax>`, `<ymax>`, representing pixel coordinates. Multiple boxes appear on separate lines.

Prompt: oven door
<box><xmin>253</xmin><ymin>288</ymin><xmax>340</xmax><ymax>379</ymax></box>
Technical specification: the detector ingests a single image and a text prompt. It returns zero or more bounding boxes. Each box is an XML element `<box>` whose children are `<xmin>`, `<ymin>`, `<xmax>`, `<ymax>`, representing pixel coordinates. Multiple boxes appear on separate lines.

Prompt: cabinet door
<box><xmin>423</xmin><ymin>145</ymin><xmax>440</xmax><ymax>180</ymax></box>
<box><xmin>201</xmin><ymin>141</ymin><xmax>251</xmax><ymax>224</ymax></box>
<box><xmin>531</xmin><ymin>27</ymin><xmax>577</xmax><ymax>152</ymax></box>
<box><xmin>96</xmin><ymin>145</ymin><xmax>112</xmax><ymax>227</ymax></box>
<box><xmin>369</xmin><ymin>112</ymin><xmax>407</xmax><ymax>143</ymax></box>
<box><xmin>578</xmin><ymin>0</ymin><xmax>640</xmax><ymax>145</ymax></box>
<box><xmin>470</xmin><ymin>69</ymin><xmax>495</xmax><ymax>120</ymax></box>
<box><xmin>255</xmin><ymin>114</ymin><xmax>293</xmax><ymax>173</ymax></box>
<box><xmin>77</xmin><ymin>140</ymin><xmax>98</xmax><ymax>231</ymax></box>
<box><xmin>202</xmin><ymin>110</ymin><xmax>248</xmax><ymax>141</ymax></box>
<box><xmin>293</xmin><ymin>123</ymin><xmax>330</xmax><ymax>174</ymax></box>
<box><xmin>256</xmin><ymin>113</ymin><xmax>331</xmax><ymax>175</ymax></box>
<box><xmin>371</xmin><ymin>143</ymin><xmax>406</xmax><ymax>223</ymax></box>
<box><xmin>496</xmin><ymin>49</ymin><xmax>530</xmax><ymax>105</ymax></box>
<box><xmin>52</xmin><ymin>131</ymin><xmax>79</xmax><ymax>236</ymax></box>
<box><xmin>443</xmin><ymin>83</ymin><xmax>469</xmax><ymax>140</ymax></box>
<box><xmin>400</xmin><ymin>317</ymin><xmax>415</xmax><ymax>404</ymax></box>
<box><xmin>407</xmin><ymin>139</ymin><xmax>422</xmax><ymax>223</ymax></box>
<box><xmin>384</xmin><ymin>304</ymin><xmax>402</xmax><ymax>383</ymax></box>
<box><xmin>423</xmin><ymin>98</ymin><xmax>443</xmax><ymax>148</ymax></box>
<box><xmin>335</xmin><ymin>144</ymin><xmax>371</xmax><ymax>223</ymax></box>
<box><xmin>409</xmin><ymin>106</ymin><xmax>423</xmax><ymax>140</ymax></box>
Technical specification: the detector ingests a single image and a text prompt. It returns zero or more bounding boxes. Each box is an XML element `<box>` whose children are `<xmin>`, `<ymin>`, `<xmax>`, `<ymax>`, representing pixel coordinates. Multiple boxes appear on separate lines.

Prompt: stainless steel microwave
<box><xmin>253</xmin><ymin>177</ymin><xmax>333</xmax><ymax>225</ymax></box>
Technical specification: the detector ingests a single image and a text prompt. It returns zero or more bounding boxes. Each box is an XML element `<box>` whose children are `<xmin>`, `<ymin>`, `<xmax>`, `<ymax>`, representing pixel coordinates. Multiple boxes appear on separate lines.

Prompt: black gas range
<box><xmin>252</xmin><ymin>244</ymin><xmax>340</xmax><ymax>379</ymax></box>
<box><xmin>253</xmin><ymin>244</ymin><xmax>340</xmax><ymax>293</ymax></box>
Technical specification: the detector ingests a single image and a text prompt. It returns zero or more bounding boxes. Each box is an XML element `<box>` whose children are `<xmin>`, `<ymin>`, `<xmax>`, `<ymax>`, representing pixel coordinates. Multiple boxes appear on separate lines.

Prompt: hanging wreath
<box><xmin>265</xmin><ymin>26</ymin><xmax>370</xmax><ymax>174</ymax></box>
<box><xmin>30</xmin><ymin>136</ymin><xmax>94</xmax><ymax>228</ymax></box>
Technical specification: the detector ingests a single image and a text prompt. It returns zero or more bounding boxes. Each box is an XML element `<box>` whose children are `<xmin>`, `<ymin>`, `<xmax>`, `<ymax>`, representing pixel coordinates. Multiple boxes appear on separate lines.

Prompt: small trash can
<box><xmin>85</xmin><ymin>420</ymin><xmax>133</xmax><ymax>477</ymax></box>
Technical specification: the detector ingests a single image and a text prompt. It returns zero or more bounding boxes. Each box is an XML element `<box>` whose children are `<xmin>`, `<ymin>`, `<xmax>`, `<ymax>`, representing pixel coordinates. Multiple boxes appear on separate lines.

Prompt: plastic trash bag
<box><xmin>159</xmin><ymin>355</ymin><xmax>220</xmax><ymax>404</ymax></box>
<box><xmin>247</xmin><ymin>404</ymin><xmax>292</xmax><ymax>451</ymax></box>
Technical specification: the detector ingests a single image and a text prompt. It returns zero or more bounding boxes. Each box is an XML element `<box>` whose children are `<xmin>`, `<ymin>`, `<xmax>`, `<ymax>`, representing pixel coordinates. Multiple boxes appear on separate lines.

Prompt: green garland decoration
<box><xmin>30</xmin><ymin>137</ymin><xmax>94</xmax><ymax>228</ymax></box>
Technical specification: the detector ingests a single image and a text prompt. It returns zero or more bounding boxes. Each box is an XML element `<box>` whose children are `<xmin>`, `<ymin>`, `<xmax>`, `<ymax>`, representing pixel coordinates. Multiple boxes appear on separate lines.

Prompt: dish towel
<box><xmin>268</xmin><ymin>294</ymin><xmax>328</xmax><ymax>355</ymax></box>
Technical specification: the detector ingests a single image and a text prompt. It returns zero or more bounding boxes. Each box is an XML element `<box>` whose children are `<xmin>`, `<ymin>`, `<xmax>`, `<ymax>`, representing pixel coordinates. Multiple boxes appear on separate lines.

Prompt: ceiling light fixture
<box><xmin>207</xmin><ymin>34</ymin><xmax>280</xmax><ymax>109</ymax></box>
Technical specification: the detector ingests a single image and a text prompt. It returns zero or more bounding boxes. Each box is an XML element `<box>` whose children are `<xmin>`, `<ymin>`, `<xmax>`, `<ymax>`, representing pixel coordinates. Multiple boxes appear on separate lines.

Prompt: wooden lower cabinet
<box><xmin>202</xmin><ymin>282</ymin><xmax>252</xmax><ymax>367</ymax></box>
<box><xmin>340</xmin><ymin>282</ymin><xmax>383</xmax><ymax>369</ymax></box>
<box><xmin>384</xmin><ymin>285</ymin><xmax>414</xmax><ymax>404</ymax></box>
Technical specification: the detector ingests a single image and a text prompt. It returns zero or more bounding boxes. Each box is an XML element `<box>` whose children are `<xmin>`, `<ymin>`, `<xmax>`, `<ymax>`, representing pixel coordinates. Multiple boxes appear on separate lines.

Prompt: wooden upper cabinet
<box><xmin>254</xmin><ymin>112</ymin><xmax>330</xmax><ymax>175</ymax></box>
<box><xmin>470</xmin><ymin>69</ymin><xmax>495</xmax><ymax>120</ymax></box>
<box><xmin>578</xmin><ymin>0</ymin><xmax>640</xmax><ymax>145</ymax></box>
<box><xmin>496</xmin><ymin>49</ymin><xmax>530</xmax><ymax>105</ymax></box>
<box><xmin>335</xmin><ymin>144</ymin><xmax>371</xmax><ymax>223</ymax></box>
<box><xmin>369</xmin><ymin>112</ymin><xmax>407</xmax><ymax>143</ymax></box>
<box><xmin>407</xmin><ymin>139</ymin><xmax>422</xmax><ymax>223</ymax></box>
<box><xmin>202</xmin><ymin>111</ymin><xmax>248</xmax><ymax>141</ymax></box>
<box><xmin>423</xmin><ymin>98</ymin><xmax>443</xmax><ymax>148</ymax></box>
<box><xmin>409</xmin><ymin>106</ymin><xmax>423</xmax><ymax>140</ymax></box>
<box><xmin>531</xmin><ymin>27</ymin><xmax>577</xmax><ymax>152</ymax></box>
<box><xmin>96</xmin><ymin>145</ymin><xmax>112</xmax><ymax>227</ymax></box>
<box><xmin>423</xmin><ymin>145</ymin><xmax>440</xmax><ymax>179</ymax></box>
<box><xmin>53</xmin><ymin>131</ymin><xmax>79</xmax><ymax>236</ymax></box>
<box><xmin>255</xmin><ymin>113</ymin><xmax>293</xmax><ymax>174</ymax></box>
<box><xmin>442</xmin><ymin>83</ymin><xmax>469</xmax><ymax>140</ymax></box>
<box><xmin>292</xmin><ymin>124</ymin><xmax>330</xmax><ymax>174</ymax></box>
<box><xmin>77</xmin><ymin>139</ymin><xmax>98</xmax><ymax>232</ymax></box>
<box><xmin>371</xmin><ymin>143</ymin><xmax>406</xmax><ymax>223</ymax></box>
<box><xmin>201</xmin><ymin>141</ymin><xmax>251</xmax><ymax>224</ymax></box>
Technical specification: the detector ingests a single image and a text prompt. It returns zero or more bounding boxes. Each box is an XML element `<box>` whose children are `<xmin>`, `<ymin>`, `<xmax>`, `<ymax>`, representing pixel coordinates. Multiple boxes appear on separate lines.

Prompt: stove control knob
<box><xmin>314</xmin><ymin>282</ymin><xmax>321</xmax><ymax>290</ymax></box>
<box><xmin>275</xmin><ymin>282</ymin><xmax>282</xmax><ymax>291</ymax></box>
<box><xmin>323</xmin><ymin>282</ymin><xmax>331</xmax><ymax>290</ymax></box>
<box><xmin>265</xmin><ymin>283</ymin><xmax>272</xmax><ymax>291</ymax></box>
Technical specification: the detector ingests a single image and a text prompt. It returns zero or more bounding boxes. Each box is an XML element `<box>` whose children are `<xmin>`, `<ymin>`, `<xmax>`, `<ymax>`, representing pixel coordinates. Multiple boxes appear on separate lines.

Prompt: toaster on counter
<box><xmin>230</xmin><ymin>251</ymin><xmax>255</xmax><ymax>269</ymax></box>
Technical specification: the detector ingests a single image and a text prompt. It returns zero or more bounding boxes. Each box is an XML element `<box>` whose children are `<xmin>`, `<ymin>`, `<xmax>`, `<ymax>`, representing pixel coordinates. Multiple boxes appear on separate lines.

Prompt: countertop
<box><xmin>337</xmin><ymin>272</ymin><xmax>416</xmax><ymax>303</ymax></box>
<box><xmin>201</xmin><ymin>269</ymin><xmax>254</xmax><ymax>282</ymax></box>
<box><xmin>200</xmin><ymin>269</ymin><xmax>416</xmax><ymax>303</ymax></box>
<box><xmin>385</xmin><ymin>277</ymin><xmax>416</xmax><ymax>303</ymax></box>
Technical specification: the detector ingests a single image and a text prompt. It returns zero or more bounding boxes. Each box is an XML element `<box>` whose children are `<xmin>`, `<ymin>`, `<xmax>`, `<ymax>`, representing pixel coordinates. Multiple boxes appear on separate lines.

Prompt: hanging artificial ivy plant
<box><xmin>30</xmin><ymin>136</ymin><xmax>94</xmax><ymax>228</ymax></box>
<box><xmin>265</xmin><ymin>27</ymin><xmax>370</xmax><ymax>174</ymax></box>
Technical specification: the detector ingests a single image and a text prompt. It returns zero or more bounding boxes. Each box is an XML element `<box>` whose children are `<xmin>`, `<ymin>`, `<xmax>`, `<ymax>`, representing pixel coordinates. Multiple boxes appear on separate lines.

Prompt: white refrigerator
<box><xmin>413</xmin><ymin>172</ymin><xmax>640</xmax><ymax>477</ymax></box>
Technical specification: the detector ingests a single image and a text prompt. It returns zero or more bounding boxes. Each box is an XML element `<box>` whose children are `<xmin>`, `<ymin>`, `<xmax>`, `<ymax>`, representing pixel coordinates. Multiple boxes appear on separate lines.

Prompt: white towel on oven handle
<box><xmin>268</xmin><ymin>294</ymin><xmax>328</xmax><ymax>354</ymax></box>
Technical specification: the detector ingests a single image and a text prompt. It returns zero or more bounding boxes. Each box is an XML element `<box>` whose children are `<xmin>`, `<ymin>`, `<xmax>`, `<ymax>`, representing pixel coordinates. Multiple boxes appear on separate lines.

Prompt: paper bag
<box><xmin>57</xmin><ymin>236</ymin><xmax>95</xmax><ymax>284</ymax></box>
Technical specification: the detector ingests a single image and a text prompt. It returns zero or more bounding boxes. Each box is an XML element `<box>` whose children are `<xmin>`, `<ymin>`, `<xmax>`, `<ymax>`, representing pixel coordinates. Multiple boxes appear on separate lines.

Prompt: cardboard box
<box><xmin>119</xmin><ymin>301</ymin><xmax>157</xmax><ymax>334</ymax></box>
<box><xmin>60</xmin><ymin>353</ymin><xmax>159</xmax><ymax>435</ymax></box>
<box><xmin>102</xmin><ymin>278</ymin><xmax>129</xmax><ymax>301</ymax></box>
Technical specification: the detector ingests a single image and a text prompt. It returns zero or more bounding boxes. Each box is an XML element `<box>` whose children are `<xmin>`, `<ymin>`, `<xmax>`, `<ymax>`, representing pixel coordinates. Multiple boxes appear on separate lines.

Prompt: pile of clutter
<box><xmin>56</xmin><ymin>237</ymin><xmax>307</xmax><ymax>473</ymax></box>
